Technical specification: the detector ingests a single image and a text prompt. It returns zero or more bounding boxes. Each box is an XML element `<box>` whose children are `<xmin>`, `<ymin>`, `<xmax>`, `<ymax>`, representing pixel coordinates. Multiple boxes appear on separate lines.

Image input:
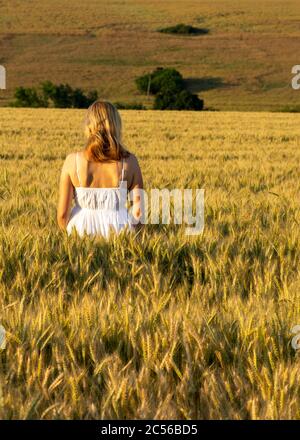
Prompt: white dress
<box><xmin>66</xmin><ymin>152</ymin><xmax>133</xmax><ymax>238</ymax></box>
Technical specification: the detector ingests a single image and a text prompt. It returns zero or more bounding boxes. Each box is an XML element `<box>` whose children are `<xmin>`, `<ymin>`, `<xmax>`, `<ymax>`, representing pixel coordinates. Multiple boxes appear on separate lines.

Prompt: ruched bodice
<box><xmin>74</xmin><ymin>187</ymin><xmax>123</xmax><ymax>210</ymax></box>
<box><xmin>66</xmin><ymin>152</ymin><xmax>133</xmax><ymax>238</ymax></box>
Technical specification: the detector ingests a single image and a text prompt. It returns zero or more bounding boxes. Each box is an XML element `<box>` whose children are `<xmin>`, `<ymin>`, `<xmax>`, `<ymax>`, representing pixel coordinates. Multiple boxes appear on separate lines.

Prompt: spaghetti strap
<box><xmin>120</xmin><ymin>158</ymin><xmax>125</xmax><ymax>184</ymax></box>
<box><xmin>76</xmin><ymin>152</ymin><xmax>82</xmax><ymax>187</ymax></box>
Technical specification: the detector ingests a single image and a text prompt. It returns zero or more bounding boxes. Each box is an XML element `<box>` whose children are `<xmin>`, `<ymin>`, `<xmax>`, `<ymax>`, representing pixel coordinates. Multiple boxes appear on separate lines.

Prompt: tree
<box><xmin>136</xmin><ymin>67</ymin><xmax>204</xmax><ymax>111</ymax></box>
<box><xmin>11</xmin><ymin>82</ymin><xmax>98</xmax><ymax>108</ymax></box>
<box><xmin>41</xmin><ymin>81</ymin><xmax>95</xmax><ymax>108</ymax></box>
<box><xmin>12</xmin><ymin>86</ymin><xmax>47</xmax><ymax>108</ymax></box>
<box><xmin>136</xmin><ymin>68</ymin><xmax>184</xmax><ymax>95</ymax></box>
<box><xmin>154</xmin><ymin>89</ymin><xmax>203</xmax><ymax>110</ymax></box>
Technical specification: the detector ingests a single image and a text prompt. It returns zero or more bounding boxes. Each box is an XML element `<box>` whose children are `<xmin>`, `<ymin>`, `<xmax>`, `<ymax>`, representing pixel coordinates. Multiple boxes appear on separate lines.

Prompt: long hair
<box><xmin>84</xmin><ymin>100</ymin><xmax>130</xmax><ymax>162</ymax></box>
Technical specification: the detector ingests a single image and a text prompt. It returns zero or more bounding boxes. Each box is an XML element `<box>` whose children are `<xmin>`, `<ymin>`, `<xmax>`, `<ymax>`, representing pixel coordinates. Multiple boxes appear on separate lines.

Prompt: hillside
<box><xmin>0</xmin><ymin>0</ymin><xmax>299</xmax><ymax>110</ymax></box>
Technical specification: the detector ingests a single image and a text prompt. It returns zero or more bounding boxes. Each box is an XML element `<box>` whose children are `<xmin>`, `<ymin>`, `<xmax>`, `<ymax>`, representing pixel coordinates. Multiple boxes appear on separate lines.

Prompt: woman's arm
<box><xmin>128</xmin><ymin>154</ymin><xmax>144</xmax><ymax>228</ymax></box>
<box><xmin>57</xmin><ymin>154</ymin><xmax>74</xmax><ymax>230</ymax></box>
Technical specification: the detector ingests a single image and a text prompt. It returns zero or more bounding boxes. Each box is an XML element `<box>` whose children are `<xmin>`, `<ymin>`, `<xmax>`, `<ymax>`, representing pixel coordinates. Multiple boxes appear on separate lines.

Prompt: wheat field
<box><xmin>0</xmin><ymin>108</ymin><xmax>300</xmax><ymax>419</ymax></box>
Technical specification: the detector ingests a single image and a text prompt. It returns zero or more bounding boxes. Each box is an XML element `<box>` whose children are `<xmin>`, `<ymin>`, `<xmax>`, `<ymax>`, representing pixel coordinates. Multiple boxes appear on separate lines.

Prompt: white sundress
<box><xmin>66</xmin><ymin>152</ymin><xmax>133</xmax><ymax>238</ymax></box>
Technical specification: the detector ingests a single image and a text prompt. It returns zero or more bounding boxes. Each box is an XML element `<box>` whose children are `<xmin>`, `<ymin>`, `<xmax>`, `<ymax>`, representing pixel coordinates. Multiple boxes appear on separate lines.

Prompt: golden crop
<box><xmin>0</xmin><ymin>108</ymin><xmax>300</xmax><ymax>419</ymax></box>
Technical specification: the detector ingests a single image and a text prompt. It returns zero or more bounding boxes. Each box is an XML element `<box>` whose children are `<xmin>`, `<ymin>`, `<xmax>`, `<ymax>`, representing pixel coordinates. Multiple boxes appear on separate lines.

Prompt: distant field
<box><xmin>0</xmin><ymin>0</ymin><xmax>299</xmax><ymax>110</ymax></box>
<box><xmin>0</xmin><ymin>108</ymin><xmax>300</xmax><ymax>418</ymax></box>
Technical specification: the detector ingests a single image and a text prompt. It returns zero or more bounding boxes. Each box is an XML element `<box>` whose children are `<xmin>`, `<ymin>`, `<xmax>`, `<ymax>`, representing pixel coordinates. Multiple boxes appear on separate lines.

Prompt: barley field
<box><xmin>0</xmin><ymin>108</ymin><xmax>300</xmax><ymax>419</ymax></box>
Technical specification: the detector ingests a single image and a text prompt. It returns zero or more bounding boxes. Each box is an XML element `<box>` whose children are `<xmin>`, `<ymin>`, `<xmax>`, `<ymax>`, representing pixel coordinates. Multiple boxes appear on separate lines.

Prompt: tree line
<box><xmin>11</xmin><ymin>68</ymin><xmax>204</xmax><ymax>111</ymax></box>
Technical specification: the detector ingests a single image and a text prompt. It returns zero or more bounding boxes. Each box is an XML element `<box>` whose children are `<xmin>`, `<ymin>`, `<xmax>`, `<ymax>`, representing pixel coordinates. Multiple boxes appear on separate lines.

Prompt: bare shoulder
<box><xmin>61</xmin><ymin>151</ymin><xmax>78</xmax><ymax>173</ymax></box>
<box><xmin>65</xmin><ymin>152</ymin><xmax>75</xmax><ymax>161</ymax></box>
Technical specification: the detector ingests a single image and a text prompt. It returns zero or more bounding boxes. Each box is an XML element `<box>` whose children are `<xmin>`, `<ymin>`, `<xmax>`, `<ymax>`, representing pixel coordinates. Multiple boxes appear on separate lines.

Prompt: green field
<box><xmin>0</xmin><ymin>0</ymin><xmax>299</xmax><ymax>110</ymax></box>
<box><xmin>0</xmin><ymin>108</ymin><xmax>300</xmax><ymax>418</ymax></box>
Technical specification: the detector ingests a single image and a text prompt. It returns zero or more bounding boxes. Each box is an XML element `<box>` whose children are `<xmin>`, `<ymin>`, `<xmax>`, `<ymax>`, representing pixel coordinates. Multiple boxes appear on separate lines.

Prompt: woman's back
<box><xmin>66</xmin><ymin>151</ymin><xmax>133</xmax><ymax>237</ymax></box>
<box><xmin>57</xmin><ymin>100</ymin><xmax>143</xmax><ymax>236</ymax></box>
<box><xmin>72</xmin><ymin>150</ymin><xmax>127</xmax><ymax>189</ymax></box>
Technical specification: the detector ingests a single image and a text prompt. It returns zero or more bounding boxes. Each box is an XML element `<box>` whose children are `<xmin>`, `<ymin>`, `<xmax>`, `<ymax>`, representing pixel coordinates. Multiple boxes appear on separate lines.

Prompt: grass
<box><xmin>0</xmin><ymin>0</ymin><xmax>299</xmax><ymax>110</ymax></box>
<box><xmin>0</xmin><ymin>108</ymin><xmax>300</xmax><ymax>418</ymax></box>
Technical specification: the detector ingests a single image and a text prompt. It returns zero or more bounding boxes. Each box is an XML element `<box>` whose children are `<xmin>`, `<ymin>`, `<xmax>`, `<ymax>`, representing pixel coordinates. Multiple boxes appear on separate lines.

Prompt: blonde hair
<box><xmin>84</xmin><ymin>100</ymin><xmax>130</xmax><ymax>162</ymax></box>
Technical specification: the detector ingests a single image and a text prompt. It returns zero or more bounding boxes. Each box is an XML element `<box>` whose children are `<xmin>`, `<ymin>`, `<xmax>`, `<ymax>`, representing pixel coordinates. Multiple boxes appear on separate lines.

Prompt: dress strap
<box><xmin>76</xmin><ymin>152</ymin><xmax>82</xmax><ymax>187</ymax></box>
<box><xmin>120</xmin><ymin>158</ymin><xmax>125</xmax><ymax>184</ymax></box>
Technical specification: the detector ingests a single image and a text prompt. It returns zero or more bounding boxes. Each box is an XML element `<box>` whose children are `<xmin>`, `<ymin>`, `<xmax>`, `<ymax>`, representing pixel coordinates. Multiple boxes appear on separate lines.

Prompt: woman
<box><xmin>57</xmin><ymin>100</ymin><xmax>143</xmax><ymax>237</ymax></box>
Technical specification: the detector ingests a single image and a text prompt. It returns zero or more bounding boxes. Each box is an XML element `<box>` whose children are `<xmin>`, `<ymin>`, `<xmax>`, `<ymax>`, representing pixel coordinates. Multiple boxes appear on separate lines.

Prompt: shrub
<box><xmin>136</xmin><ymin>67</ymin><xmax>204</xmax><ymax>111</ymax></box>
<box><xmin>113</xmin><ymin>102</ymin><xmax>146</xmax><ymax>110</ymax></box>
<box><xmin>11</xmin><ymin>87</ymin><xmax>47</xmax><ymax>108</ymax></box>
<box><xmin>153</xmin><ymin>89</ymin><xmax>176</xmax><ymax>110</ymax></box>
<box><xmin>154</xmin><ymin>89</ymin><xmax>204</xmax><ymax>111</ymax></box>
<box><xmin>42</xmin><ymin>81</ymin><xmax>97</xmax><ymax>108</ymax></box>
<box><xmin>158</xmin><ymin>24</ymin><xmax>209</xmax><ymax>36</ymax></box>
<box><xmin>11</xmin><ymin>82</ymin><xmax>98</xmax><ymax>108</ymax></box>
